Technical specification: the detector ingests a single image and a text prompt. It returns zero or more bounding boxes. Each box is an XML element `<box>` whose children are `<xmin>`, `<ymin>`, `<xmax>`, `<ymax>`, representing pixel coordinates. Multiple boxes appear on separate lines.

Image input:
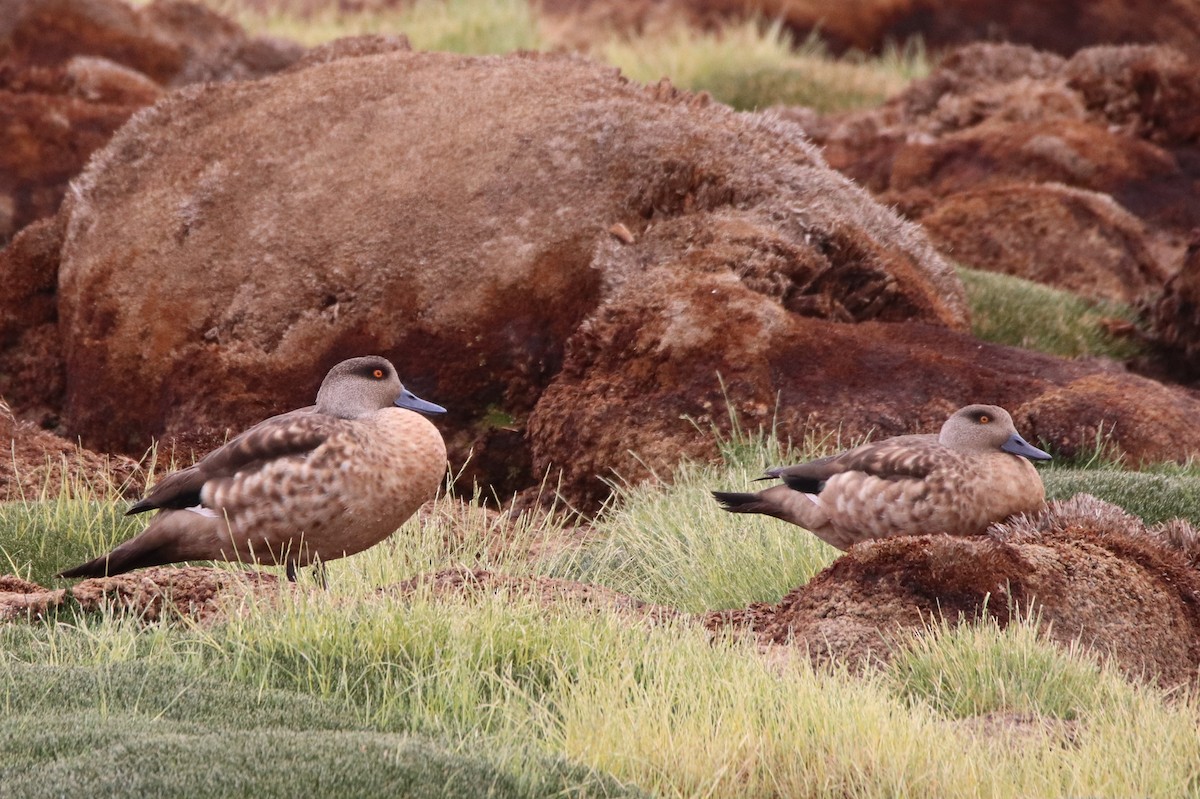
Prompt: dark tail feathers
<box><xmin>57</xmin><ymin>527</ymin><xmax>184</xmax><ymax>579</ymax></box>
<box><xmin>712</xmin><ymin>490</ymin><xmax>767</xmax><ymax>514</ymax></box>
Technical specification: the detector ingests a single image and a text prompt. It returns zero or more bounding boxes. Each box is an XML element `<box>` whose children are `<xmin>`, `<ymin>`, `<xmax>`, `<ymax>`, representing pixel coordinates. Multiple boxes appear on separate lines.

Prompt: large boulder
<box><xmin>918</xmin><ymin>182</ymin><xmax>1166</xmax><ymax>304</ymax></box>
<box><xmin>50</xmin><ymin>50</ymin><xmax>964</xmax><ymax>495</ymax></box>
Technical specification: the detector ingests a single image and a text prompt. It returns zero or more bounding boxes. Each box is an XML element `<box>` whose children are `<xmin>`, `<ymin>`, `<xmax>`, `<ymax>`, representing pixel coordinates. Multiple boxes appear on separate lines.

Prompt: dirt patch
<box><xmin>0</xmin><ymin>566</ymin><xmax>283</xmax><ymax>625</ymax></box>
<box><xmin>0</xmin><ymin>399</ymin><xmax>142</xmax><ymax>501</ymax></box>
<box><xmin>0</xmin><ymin>574</ymin><xmax>66</xmax><ymax>621</ymax></box>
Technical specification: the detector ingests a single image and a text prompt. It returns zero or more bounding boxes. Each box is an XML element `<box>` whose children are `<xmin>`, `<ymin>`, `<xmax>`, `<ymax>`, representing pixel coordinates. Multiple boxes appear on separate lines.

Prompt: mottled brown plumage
<box><xmin>713</xmin><ymin>404</ymin><xmax>1051</xmax><ymax>550</ymax></box>
<box><xmin>59</xmin><ymin>356</ymin><xmax>447</xmax><ymax>581</ymax></box>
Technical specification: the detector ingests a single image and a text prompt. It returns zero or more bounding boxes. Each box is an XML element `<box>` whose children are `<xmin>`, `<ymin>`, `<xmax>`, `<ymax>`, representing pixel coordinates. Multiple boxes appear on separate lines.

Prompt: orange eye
<box><xmin>979</xmin><ymin>415</ymin><xmax>990</xmax><ymax>424</ymax></box>
<box><xmin>372</xmin><ymin>369</ymin><xmax>384</xmax><ymax>379</ymax></box>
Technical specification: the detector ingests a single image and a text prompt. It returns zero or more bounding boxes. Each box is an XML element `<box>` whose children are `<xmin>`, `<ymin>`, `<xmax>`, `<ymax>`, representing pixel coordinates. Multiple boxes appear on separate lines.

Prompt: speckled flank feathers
<box><xmin>713</xmin><ymin>404</ymin><xmax>1051</xmax><ymax>550</ymax></box>
<box><xmin>58</xmin><ymin>356</ymin><xmax>447</xmax><ymax>580</ymax></box>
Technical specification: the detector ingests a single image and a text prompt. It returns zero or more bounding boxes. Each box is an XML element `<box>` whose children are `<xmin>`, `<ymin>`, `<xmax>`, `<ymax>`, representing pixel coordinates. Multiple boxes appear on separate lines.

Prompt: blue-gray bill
<box><xmin>1001</xmin><ymin>433</ymin><xmax>1051</xmax><ymax>461</ymax></box>
<box><xmin>394</xmin><ymin>388</ymin><xmax>446</xmax><ymax>415</ymax></box>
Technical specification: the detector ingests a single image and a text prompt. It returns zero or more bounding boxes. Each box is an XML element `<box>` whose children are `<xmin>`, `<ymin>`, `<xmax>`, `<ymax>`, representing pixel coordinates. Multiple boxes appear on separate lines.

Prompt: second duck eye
<box><xmin>372</xmin><ymin>368</ymin><xmax>384</xmax><ymax>379</ymax></box>
<box><xmin>978</xmin><ymin>414</ymin><xmax>991</xmax><ymax>424</ymax></box>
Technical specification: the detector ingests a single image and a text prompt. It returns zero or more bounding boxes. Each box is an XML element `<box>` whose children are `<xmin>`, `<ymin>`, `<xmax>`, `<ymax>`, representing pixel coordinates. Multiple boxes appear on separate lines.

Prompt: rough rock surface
<box><xmin>530</xmin><ymin>280</ymin><xmax>1200</xmax><ymax>505</ymax></box>
<box><xmin>1149</xmin><ymin>231</ymin><xmax>1200</xmax><ymax>381</ymax></box>
<box><xmin>918</xmin><ymin>183</ymin><xmax>1166</xmax><ymax>304</ymax></box>
<box><xmin>798</xmin><ymin>43</ymin><xmax>1200</xmax><ymax>298</ymax></box>
<box><xmin>48</xmin><ymin>50</ymin><xmax>963</xmax><ymax>496</ymax></box>
<box><xmin>0</xmin><ymin>0</ymin><xmax>302</xmax><ymax>240</ymax></box>
<box><xmin>705</xmin><ymin>496</ymin><xmax>1200</xmax><ymax>687</ymax></box>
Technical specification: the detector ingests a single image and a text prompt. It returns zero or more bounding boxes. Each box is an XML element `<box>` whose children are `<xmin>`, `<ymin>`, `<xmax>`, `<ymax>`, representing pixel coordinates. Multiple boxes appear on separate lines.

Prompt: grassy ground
<box><xmin>959</xmin><ymin>266</ymin><xmax>1143</xmax><ymax>360</ymax></box>
<box><xmin>189</xmin><ymin>0</ymin><xmax>925</xmax><ymax>112</ymax></box>
<box><xmin>4</xmin><ymin>431</ymin><xmax>1200</xmax><ymax>797</ymax></box>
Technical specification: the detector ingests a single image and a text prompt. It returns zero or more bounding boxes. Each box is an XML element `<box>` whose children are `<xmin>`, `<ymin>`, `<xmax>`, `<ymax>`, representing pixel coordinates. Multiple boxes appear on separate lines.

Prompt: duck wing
<box><xmin>767</xmin><ymin>434</ymin><xmax>943</xmax><ymax>492</ymax></box>
<box><xmin>127</xmin><ymin>410</ymin><xmax>338</xmax><ymax>515</ymax></box>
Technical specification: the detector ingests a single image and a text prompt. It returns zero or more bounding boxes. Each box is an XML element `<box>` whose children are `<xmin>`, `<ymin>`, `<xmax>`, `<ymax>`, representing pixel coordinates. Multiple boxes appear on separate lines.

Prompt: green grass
<box><xmin>190</xmin><ymin>0</ymin><xmax>926</xmax><ymax>113</ymax></box>
<box><xmin>552</xmin><ymin>422</ymin><xmax>842</xmax><ymax>611</ymax></box>
<box><xmin>5</xmin><ymin>424</ymin><xmax>1200</xmax><ymax>797</ymax></box>
<box><xmin>202</xmin><ymin>0</ymin><xmax>545</xmax><ymax>53</ymax></box>
<box><xmin>0</xmin><ymin>659</ymin><xmax>637</xmax><ymax>798</ymax></box>
<box><xmin>959</xmin><ymin>265</ymin><xmax>1143</xmax><ymax>360</ymax></box>
<box><xmin>887</xmin><ymin>611</ymin><xmax>1122</xmax><ymax>720</ymax></box>
<box><xmin>595</xmin><ymin>20</ymin><xmax>926</xmax><ymax>112</ymax></box>
<box><xmin>1043</xmin><ymin>466</ymin><xmax>1200</xmax><ymax>526</ymax></box>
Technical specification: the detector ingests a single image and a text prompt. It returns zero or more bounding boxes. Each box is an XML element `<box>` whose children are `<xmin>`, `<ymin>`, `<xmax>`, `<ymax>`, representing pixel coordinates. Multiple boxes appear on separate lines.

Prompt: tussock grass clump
<box><xmin>887</xmin><ymin>613</ymin><xmax>1120</xmax><ymax>720</ymax></box>
<box><xmin>596</xmin><ymin>21</ymin><xmax>926</xmax><ymax>112</ymax></box>
<box><xmin>959</xmin><ymin>266</ymin><xmax>1142</xmax><ymax>360</ymax></box>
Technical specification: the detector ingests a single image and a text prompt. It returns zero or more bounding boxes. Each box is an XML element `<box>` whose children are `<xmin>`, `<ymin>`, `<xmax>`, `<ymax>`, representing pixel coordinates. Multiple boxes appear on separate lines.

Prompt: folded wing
<box><xmin>127</xmin><ymin>411</ymin><xmax>338</xmax><ymax>515</ymax></box>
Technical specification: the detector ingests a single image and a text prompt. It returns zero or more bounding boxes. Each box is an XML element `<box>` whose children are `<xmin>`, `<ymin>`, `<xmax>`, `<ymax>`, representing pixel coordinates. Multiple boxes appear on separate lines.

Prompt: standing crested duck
<box><xmin>59</xmin><ymin>356</ymin><xmax>448</xmax><ymax>581</ymax></box>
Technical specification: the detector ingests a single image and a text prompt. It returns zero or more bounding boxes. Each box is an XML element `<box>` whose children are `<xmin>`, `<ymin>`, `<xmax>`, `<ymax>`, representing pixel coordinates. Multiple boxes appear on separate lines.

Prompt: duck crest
<box><xmin>713</xmin><ymin>404</ymin><xmax>1050</xmax><ymax>550</ymax></box>
<box><xmin>58</xmin><ymin>357</ymin><xmax>448</xmax><ymax>582</ymax></box>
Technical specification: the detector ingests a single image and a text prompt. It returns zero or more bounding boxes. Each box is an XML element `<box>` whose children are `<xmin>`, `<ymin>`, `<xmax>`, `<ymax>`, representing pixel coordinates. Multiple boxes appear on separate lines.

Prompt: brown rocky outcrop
<box><xmin>529</xmin><ymin>257</ymin><xmax>1200</xmax><ymax>505</ymax></box>
<box><xmin>0</xmin><ymin>0</ymin><xmax>302</xmax><ymax>86</ymax></box>
<box><xmin>0</xmin><ymin>0</ymin><xmax>302</xmax><ymax>240</ymax></box>
<box><xmin>0</xmin><ymin>57</ymin><xmax>158</xmax><ymax>242</ymax></box>
<box><xmin>705</xmin><ymin>495</ymin><xmax>1200</xmax><ymax>688</ymax></box>
<box><xmin>45</xmin><ymin>50</ymin><xmax>963</xmax><ymax>496</ymax></box>
<box><xmin>918</xmin><ymin>183</ymin><xmax>1165</xmax><ymax>304</ymax></box>
<box><xmin>11</xmin><ymin>39</ymin><xmax>1200</xmax><ymax>510</ymax></box>
<box><xmin>1017</xmin><ymin>373</ymin><xmax>1200</xmax><ymax>464</ymax></box>
<box><xmin>539</xmin><ymin>0</ymin><xmax>1200</xmax><ymax>60</ymax></box>
<box><xmin>0</xmin><ymin>216</ymin><xmax>65</xmax><ymax>421</ymax></box>
<box><xmin>798</xmin><ymin>42</ymin><xmax>1200</xmax><ymax>300</ymax></box>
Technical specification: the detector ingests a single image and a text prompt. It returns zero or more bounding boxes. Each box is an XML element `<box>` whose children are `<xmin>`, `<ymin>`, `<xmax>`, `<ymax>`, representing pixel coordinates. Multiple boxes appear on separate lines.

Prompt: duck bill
<box><xmin>394</xmin><ymin>388</ymin><xmax>446</xmax><ymax>415</ymax></box>
<box><xmin>1001</xmin><ymin>433</ymin><xmax>1051</xmax><ymax>461</ymax></box>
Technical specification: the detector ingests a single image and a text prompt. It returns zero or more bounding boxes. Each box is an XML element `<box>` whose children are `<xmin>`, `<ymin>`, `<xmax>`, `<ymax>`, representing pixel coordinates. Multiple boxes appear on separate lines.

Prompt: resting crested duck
<box><xmin>713</xmin><ymin>404</ymin><xmax>1051</xmax><ymax>550</ymax></box>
